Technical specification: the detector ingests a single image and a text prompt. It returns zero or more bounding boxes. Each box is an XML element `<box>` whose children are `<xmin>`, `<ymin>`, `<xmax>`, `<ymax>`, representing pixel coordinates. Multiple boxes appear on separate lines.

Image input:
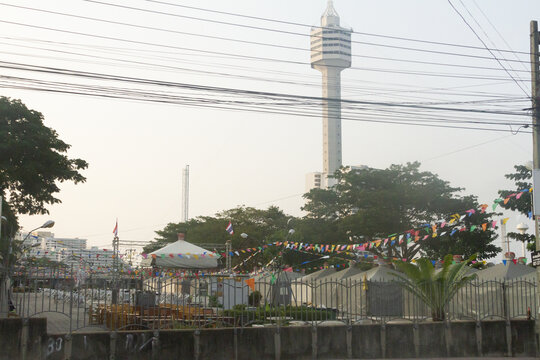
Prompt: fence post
<box><xmin>151</xmin><ymin>330</ymin><xmax>160</xmax><ymax>360</ymax></box>
<box><xmin>444</xmin><ymin>319</ymin><xmax>451</xmax><ymax>357</ymax></box>
<box><xmin>311</xmin><ymin>325</ymin><xmax>317</xmax><ymax>360</ymax></box>
<box><xmin>63</xmin><ymin>334</ymin><xmax>72</xmax><ymax>360</ymax></box>
<box><xmin>233</xmin><ymin>327</ymin><xmax>238</xmax><ymax>360</ymax></box>
<box><xmin>20</xmin><ymin>318</ymin><xmax>29</xmax><ymax>360</ymax></box>
<box><xmin>502</xmin><ymin>282</ymin><xmax>512</xmax><ymax>356</ymax></box>
<box><xmin>475</xmin><ymin>321</ymin><xmax>482</xmax><ymax>356</ymax></box>
<box><xmin>346</xmin><ymin>325</ymin><xmax>352</xmax><ymax>359</ymax></box>
<box><xmin>380</xmin><ymin>323</ymin><xmax>386</xmax><ymax>359</ymax></box>
<box><xmin>109</xmin><ymin>331</ymin><xmax>117</xmax><ymax>360</ymax></box>
<box><xmin>274</xmin><ymin>327</ymin><xmax>281</xmax><ymax>360</ymax></box>
<box><xmin>412</xmin><ymin>322</ymin><xmax>420</xmax><ymax>358</ymax></box>
<box><xmin>193</xmin><ymin>329</ymin><xmax>200</xmax><ymax>360</ymax></box>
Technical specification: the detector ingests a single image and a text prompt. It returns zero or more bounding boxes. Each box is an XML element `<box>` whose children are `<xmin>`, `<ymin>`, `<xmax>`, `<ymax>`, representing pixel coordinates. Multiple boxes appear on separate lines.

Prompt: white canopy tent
<box><xmin>141</xmin><ymin>237</ymin><xmax>219</xmax><ymax>269</ymax></box>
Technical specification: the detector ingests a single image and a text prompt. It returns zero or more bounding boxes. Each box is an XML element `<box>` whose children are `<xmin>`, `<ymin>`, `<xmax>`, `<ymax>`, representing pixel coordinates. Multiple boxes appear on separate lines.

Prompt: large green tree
<box><xmin>144</xmin><ymin>206</ymin><xmax>308</xmax><ymax>270</ymax></box>
<box><xmin>498</xmin><ymin>165</ymin><xmax>535</xmax><ymax>251</ymax></box>
<box><xmin>0</xmin><ymin>97</ymin><xmax>88</xmax><ymax>220</ymax></box>
<box><xmin>302</xmin><ymin>163</ymin><xmax>500</xmax><ymax>261</ymax></box>
<box><xmin>0</xmin><ymin>96</ymin><xmax>88</xmax><ymax>314</ymax></box>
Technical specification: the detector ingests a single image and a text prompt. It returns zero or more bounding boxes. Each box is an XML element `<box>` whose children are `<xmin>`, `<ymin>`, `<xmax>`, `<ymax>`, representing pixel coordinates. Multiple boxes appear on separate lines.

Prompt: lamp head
<box><xmin>41</xmin><ymin>220</ymin><xmax>55</xmax><ymax>229</ymax></box>
<box><xmin>516</xmin><ymin>222</ymin><xmax>529</xmax><ymax>234</ymax></box>
<box><xmin>288</xmin><ymin>229</ymin><xmax>295</xmax><ymax>235</ymax></box>
<box><xmin>240</xmin><ymin>233</ymin><xmax>248</xmax><ymax>239</ymax></box>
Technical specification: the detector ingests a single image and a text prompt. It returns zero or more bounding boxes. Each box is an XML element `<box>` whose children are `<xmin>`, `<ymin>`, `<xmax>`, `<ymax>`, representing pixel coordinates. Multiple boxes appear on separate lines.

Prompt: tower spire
<box><xmin>322</xmin><ymin>0</ymin><xmax>340</xmax><ymax>26</ymax></box>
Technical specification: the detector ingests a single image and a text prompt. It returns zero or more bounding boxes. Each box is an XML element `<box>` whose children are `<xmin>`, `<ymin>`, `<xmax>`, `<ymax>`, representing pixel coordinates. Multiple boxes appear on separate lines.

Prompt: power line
<box><xmin>0</xmin><ymin>74</ymin><xmax>530</xmax><ymax>133</ymax></box>
<box><xmin>70</xmin><ymin>1</ymin><xmax>531</xmax><ymax>65</ymax></box>
<box><xmin>135</xmin><ymin>0</ymin><xmax>531</xmax><ymax>56</ymax></box>
<box><xmin>0</xmin><ymin>3</ymin><xmax>530</xmax><ymax>75</ymax></box>
<box><xmin>447</xmin><ymin>0</ymin><xmax>530</xmax><ymax>97</ymax></box>
<box><xmin>0</xmin><ymin>19</ymin><xmax>529</xmax><ymax>84</ymax></box>
<box><xmin>0</xmin><ymin>60</ymin><xmax>529</xmax><ymax>118</ymax></box>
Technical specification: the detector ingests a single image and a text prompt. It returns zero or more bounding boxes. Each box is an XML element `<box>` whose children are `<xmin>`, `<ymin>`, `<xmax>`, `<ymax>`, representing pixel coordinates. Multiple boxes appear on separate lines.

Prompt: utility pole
<box><xmin>225</xmin><ymin>240</ymin><xmax>232</xmax><ymax>273</ymax></box>
<box><xmin>0</xmin><ymin>195</ymin><xmax>6</xmax><ymax>318</ymax></box>
<box><xmin>530</xmin><ymin>20</ymin><xmax>539</xmax><ymax>333</ymax></box>
<box><xmin>112</xmin><ymin>235</ymin><xmax>119</xmax><ymax>304</ymax></box>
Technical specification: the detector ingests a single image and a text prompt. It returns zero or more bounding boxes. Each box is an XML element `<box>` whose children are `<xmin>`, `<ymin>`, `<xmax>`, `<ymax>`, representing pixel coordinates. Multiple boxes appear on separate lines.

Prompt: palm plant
<box><xmin>393</xmin><ymin>254</ymin><xmax>476</xmax><ymax>321</ymax></box>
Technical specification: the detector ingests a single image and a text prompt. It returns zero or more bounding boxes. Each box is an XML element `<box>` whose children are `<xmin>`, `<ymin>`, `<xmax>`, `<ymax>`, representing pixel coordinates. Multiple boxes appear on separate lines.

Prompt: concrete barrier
<box><xmin>448</xmin><ymin>321</ymin><xmax>478</xmax><ymax>357</ymax></box>
<box><xmin>351</xmin><ymin>324</ymin><xmax>382</xmax><ymax>359</ymax></box>
<box><xmin>1</xmin><ymin>318</ymin><xmax>537</xmax><ymax>359</ymax></box>
<box><xmin>0</xmin><ymin>318</ymin><xmax>22</xmax><ymax>360</ymax></box>
<box><xmin>237</xmin><ymin>327</ymin><xmax>276</xmax><ymax>360</ymax></box>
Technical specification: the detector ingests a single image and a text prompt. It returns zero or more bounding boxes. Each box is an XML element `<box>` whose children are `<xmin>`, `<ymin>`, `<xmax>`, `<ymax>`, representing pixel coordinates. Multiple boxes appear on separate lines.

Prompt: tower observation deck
<box><xmin>311</xmin><ymin>0</ymin><xmax>352</xmax><ymax>188</ymax></box>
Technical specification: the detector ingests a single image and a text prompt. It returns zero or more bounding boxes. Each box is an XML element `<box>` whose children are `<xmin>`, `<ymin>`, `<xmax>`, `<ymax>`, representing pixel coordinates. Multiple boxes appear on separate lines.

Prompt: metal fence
<box><xmin>4</xmin><ymin>266</ymin><xmax>538</xmax><ymax>334</ymax></box>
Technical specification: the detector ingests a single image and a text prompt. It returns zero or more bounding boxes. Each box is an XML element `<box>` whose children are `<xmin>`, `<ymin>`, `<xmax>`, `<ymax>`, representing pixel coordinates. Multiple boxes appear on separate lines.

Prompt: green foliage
<box><xmin>302</xmin><ymin>163</ymin><xmax>500</xmax><ymax>261</ymax></box>
<box><xmin>393</xmin><ymin>254</ymin><xmax>477</xmax><ymax>321</ymax></box>
<box><xmin>0</xmin><ymin>97</ymin><xmax>87</xmax><ymax>267</ymax></box>
<box><xmin>248</xmin><ymin>290</ymin><xmax>262</xmax><ymax>307</ymax></box>
<box><xmin>208</xmin><ymin>295</ymin><xmax>220</xmax><ymax>308</ymax></box>
<box><xmin>0</xmin><ymin>97</ymin><xmax>88</xmax><ymax>217</ymax></box>
<box><xmin>144</xmin><ymin>206</ymin><xmax>298</xmax><ymax>269</ymax></box>
<box><xmin>498</xmin><ymin>165</ymin><xmax>535</xmax><ymax>251</ymax></box>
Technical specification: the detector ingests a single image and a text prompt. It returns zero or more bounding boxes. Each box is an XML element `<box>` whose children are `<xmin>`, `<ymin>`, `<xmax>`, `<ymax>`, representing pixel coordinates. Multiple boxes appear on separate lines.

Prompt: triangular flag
<box><xmin>245</xmin><ymin>278</ymin><xmax>255</xmax><ymax>291</ymax></box>
<box><xmin>501</xmin><ymin>218</ymin><xmax>509</xmax><ymax>225</ymax></box>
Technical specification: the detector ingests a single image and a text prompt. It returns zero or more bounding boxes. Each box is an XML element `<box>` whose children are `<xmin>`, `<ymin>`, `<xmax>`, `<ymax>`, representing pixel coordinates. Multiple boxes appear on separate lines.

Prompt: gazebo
<box><xmin>141</xmin><ymin>234</ymin><xmax>219</xmax><ymax>269</ymax></box>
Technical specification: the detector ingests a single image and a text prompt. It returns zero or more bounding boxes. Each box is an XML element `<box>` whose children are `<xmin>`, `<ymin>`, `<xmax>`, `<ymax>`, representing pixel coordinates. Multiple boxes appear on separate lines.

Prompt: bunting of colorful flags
<box><xmin>137</xmin><ymin>186</ymin><xmax>532</xmax><ymax>262</ymax></box>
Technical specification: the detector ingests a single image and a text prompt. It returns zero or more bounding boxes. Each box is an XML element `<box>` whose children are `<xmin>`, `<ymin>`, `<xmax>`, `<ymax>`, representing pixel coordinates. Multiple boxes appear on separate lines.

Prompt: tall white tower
<box><xmin>311</xmin><ymin>0</ymin><xmax>351</xmax><ymax>188</ymax></box>
<box><xmin>181</xmin><ymin>165</ymin><xmax>189</xmax><ymax>222</ymax></box>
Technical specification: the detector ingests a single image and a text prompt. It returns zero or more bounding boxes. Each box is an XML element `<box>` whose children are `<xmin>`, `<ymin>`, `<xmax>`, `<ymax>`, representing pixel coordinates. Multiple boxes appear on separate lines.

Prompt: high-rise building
<box><xmin>305</xmin><ymin>172</ymin><xmax>324</xmax><ymax>192</ymax></box>
<box><xmin>309</xmin><ymin>0</ymin><xmax>352</xmax><ymax>189</ymax></box>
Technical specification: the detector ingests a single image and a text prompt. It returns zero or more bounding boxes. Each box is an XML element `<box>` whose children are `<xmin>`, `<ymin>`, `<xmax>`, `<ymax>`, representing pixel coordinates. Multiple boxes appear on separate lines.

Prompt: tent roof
<box><xmin>352</xmin><ymin>265</ymin><xmax>400</xmax><ymax>282</ymax></box>
<box><xmin>329</xmin><ymin>266</ymin><xmax>364</xmax><ymax>281</ymax></box>
<box><xmin>475</xmin><ymin>262</ymin><xmax>535</xmax><ymax>280</ymax></box>
<box><xmin>300</xmin><ymin>268</ymin><xmax>336</xmax><ymax>282</ymax></box>
<box><xmin>253</xmin><ymin>270</ymin><xmax>303</xmax><ymax>282</ymax></box>
<box><xmin>140</xmin><ymin>240</ymin><xmax>219</xmax><ymax>269</ymax></box>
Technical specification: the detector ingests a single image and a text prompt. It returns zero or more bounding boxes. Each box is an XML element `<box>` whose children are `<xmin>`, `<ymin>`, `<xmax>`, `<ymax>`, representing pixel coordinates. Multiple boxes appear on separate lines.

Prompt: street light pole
<box><xmin>0</xmin><ymin>219</ymin><xmax>54</xmax><ymax>318</ymax></box>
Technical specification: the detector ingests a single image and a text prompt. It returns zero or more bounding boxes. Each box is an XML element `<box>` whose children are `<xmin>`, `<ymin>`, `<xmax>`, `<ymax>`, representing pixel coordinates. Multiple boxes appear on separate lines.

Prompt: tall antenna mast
<box><xmin>181</xmin><ymin>165</ymin><xmax>190</xmax><ymax>222</ymax></box>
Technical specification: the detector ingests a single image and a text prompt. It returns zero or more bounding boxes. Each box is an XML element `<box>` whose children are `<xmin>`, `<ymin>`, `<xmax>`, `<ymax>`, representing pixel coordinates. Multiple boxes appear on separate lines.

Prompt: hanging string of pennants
<box><xmin>136</xmin><ymin>186</ymin><xmax>530</xmax><ymax>260</ymax></box>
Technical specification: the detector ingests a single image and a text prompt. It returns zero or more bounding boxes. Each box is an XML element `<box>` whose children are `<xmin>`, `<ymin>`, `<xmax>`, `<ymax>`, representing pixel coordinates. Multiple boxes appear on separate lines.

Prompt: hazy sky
<box><xmin>1</xmin><ymin>0</ymin><xmax>538</xmax><ymax>261</ymax></box>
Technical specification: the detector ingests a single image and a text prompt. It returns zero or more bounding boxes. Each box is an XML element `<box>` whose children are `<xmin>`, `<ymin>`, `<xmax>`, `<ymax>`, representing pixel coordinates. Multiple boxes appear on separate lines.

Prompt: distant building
<box><xmin>305</xmin><ymin>172</ymin><xmax>324</xmax><ymax>192</ymax></box>
<box><xmin>22</xmin><ymin>231</ymin><xmax>121</xmax><ymax>271</ymax></box>
<box><xmin>305</xmin><ymin>165</ymin><xmax>368</xmax><ymax>192</ymax></box>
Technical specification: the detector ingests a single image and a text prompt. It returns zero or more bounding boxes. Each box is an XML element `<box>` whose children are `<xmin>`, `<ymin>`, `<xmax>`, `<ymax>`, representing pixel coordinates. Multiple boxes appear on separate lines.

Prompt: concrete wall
<box><xmin>0</xmin><ymin>317</ymin><xmax>46</xmax><ymax>360</ymax></box>
<box><xmin>1</xmin><ymin>318</ymin><xmax>537</xmax><ymax>359</ymax></box>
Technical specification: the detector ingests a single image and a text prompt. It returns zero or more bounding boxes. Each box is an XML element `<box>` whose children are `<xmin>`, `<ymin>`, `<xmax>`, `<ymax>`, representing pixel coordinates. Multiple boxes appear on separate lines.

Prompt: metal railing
<box><xmin>7</xmin><ymin>266</ymin><xmax>538</xmax><ymax>334</ymax></box>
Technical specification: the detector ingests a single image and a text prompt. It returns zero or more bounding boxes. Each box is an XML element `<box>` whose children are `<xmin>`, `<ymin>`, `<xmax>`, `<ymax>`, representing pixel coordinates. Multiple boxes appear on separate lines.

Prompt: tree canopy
<box><xmin>0</xmin><ymin>96</ymin><xmax>88</xmax><ymax>239</ymax></box>
<box><xmin>498</xmin><ymin>165</ymin><xmax>535</xmax><ymax>251</ymax></box>
<box><xmin>302</xmin><ymin>162</ymin><xmax>500</xmax><ymax>261</ymax></box>
<box><xmin>146</xmin><ymin>163</ymin><xmax>500</xmax><ymax>273</ymax></box>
